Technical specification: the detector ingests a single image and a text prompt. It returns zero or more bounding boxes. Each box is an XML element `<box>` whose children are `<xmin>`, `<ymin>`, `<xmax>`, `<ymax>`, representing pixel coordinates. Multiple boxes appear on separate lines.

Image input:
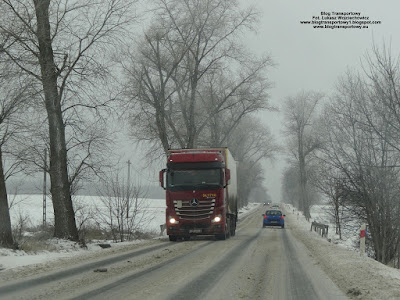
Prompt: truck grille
<box><xmin>174</xmin><ymin>199</ymin><xmax>215</xmax><ymax>220</ymax></box>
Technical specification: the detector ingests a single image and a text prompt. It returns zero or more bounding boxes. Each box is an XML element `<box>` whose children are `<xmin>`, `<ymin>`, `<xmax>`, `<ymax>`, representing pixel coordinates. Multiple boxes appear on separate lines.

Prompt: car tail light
<box><xmin>264</xmin><ymin>215</ymin><xmax>268</xmax><ymax>219</ymax></box>
<box><xmin>281</xmin><ymin>215</ymin><xmax>284</xmax><ymax>219</ymax></box>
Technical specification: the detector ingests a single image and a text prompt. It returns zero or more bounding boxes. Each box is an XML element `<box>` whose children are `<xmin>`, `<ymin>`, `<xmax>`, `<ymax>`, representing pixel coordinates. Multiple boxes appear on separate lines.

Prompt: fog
<box><xmin>245</xmin><ymin>0</ymin><xmax>400</xmax><ymax>201</ymax></box>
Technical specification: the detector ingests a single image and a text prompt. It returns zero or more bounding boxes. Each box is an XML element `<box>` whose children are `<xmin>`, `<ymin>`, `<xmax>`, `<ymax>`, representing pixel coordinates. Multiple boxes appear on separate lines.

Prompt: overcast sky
<box><xmin>246</xmin><ymin>0</ymin><xmax>400</xmax><ymax>201</ymax></box>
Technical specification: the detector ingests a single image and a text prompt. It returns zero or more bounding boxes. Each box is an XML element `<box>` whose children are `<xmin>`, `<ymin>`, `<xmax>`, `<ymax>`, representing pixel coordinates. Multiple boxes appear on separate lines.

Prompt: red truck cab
<box><xmin>160</xmin><ymin>148</ymin><xmax>237</xmax><ymax>241</ymax></box>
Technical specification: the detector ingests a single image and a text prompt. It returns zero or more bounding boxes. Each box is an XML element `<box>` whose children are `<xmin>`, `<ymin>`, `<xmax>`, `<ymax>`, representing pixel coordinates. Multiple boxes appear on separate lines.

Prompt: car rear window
<box><xmin>266</xmin><ymin>210</ymin><xmax>282</xmax><ymax>216</ymax></box>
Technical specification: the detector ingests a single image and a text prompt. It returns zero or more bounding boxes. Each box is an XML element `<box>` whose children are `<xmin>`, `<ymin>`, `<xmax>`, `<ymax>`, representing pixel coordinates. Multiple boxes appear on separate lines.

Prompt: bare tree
<box><xmin>95</xmin><ymin>173</ymin><xmax>153</xmax><ymax>242</ymax></box>
<box><xmin>281</xmin><ymin>166</ymin><xmax>300</xmax><ymax>207</ymax></box>
<box><xmin>282</xmin><ymin>90</ymin><xmax>324</xmax><ymax>220</ymax></box>
<box><xmin>360</xmin><ymin>43</ymin><xmax>400</xmax><ymax>153</ymax></box>
<box><xmin>0</xmin><ymin>0</ymin><xmax>138</xmax><ymax>240</ymax></box>
<box><xmin>309</xmin><ymin>162</ymin><xmax>346</xmax><ymax>239</ymax></box>
<box><xmin>121</xmin><ymin>23</ymin><xmax>187</xmax><ymax>154</ymax></box>
<box><xmin>225</xmin><ymin>117</ymin><xmax>280</xmax><ymax>207</ymax></box>
<box><xmin>196</xmin><ymin>68</ymin><xmax>274</xmax><ymax>148</ymax></box>
<box><xmin>123</xmin><ymin>0</ymin><xmax>274</xmax><ymax>157</ymax></box>
<box><xmin>226</xmin><ymin>117</ymin><xmax>279</xmax><ymax>164</ymax></box>
<box><xmin>321</xmin><ymin>59</ymin><xmax>400</xmax><ymax>265</ymax></box>
<box><xmin>0</xmin><ymin>56</ymin><xmax>32</xmax><ymax>248</ymax></box>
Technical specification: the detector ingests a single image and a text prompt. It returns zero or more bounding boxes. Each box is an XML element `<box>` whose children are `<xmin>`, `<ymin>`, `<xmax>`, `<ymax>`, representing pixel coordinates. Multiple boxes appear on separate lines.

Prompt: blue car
<box><xmin>263</xmin><ymin>209</ymin><xmax>285</xmax><ymax>228</ymax></box>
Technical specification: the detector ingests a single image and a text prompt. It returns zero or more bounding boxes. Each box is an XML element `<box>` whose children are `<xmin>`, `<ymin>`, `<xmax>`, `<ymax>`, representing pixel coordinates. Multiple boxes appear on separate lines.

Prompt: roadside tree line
<box><xmin>121</xmin><ymin>0</ymin><xmax>279</xmax><ymax>208</ymax></box>
<box><xmin>282</xmin><ymin>44</ymin><xmax>400</xmax><ymax>268</ymax></box>
<box><xmin>0</xmin><ymin>0</ymin><xmax>278</xmax><ymax>249</ymax></box>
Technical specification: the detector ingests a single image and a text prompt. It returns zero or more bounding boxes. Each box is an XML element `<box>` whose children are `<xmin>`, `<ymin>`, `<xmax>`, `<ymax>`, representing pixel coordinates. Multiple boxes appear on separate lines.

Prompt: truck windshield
<box><xmin>167</xmin><ymin>169</ymin><xmax>223</xmax><ymax>191</ymax></box>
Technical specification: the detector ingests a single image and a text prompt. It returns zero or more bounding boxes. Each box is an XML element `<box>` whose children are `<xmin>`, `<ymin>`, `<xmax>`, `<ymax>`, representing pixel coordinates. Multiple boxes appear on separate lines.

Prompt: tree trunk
<box><xmin>0</xmin><ymin>149</ymin><xmax>14</xmax><ymax>248</ymax></box>
<box><xmin>187</xmin><ymin>71</ymin><xmax>198</xmax><ymax>148</ymax></box>
<box><xmin>155</xmin><ymin>98</ymin><xmax>170</xmax><ymax>153</ymax></box>
<box><xmin>34</xmin><ymin>0</ymin><xmax>78</xmax><ymax>241</ymax></box>
<box><xmin>298</xmin><ymin>131</ymin><xmax>311</xmax><ymax>220</ymax></box>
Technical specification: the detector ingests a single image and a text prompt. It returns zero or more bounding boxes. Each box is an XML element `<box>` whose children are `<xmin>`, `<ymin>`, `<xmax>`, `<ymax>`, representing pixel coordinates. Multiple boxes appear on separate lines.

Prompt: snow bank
<box><xmin>284</xmin><ymin>204</ymin><xmax>400</xmax><ymax>299</ymax></box>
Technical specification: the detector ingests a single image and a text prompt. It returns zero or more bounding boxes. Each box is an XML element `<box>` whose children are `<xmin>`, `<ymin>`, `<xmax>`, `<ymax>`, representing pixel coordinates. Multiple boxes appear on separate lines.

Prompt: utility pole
<box><xmin>43</xmin><ymin>148</ymin><xmax>47</xmax><ymax>227</ymax></box>
<box><xmin>127</xmin><ymin>160</ymin><xmax>131</xmax><ymax>186</ymax></box>
<box><xmin>126</xmin><ymin>160</ymin><xmax>131</xmax><ymax>218</ymax></box>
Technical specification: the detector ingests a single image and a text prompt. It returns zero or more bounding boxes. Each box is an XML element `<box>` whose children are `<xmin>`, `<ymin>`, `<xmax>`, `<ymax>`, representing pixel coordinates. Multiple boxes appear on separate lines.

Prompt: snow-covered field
<box><xmin>7</xmin><ymin>194</ymin><xmax>167</xmax><ymax>233</ymax></box>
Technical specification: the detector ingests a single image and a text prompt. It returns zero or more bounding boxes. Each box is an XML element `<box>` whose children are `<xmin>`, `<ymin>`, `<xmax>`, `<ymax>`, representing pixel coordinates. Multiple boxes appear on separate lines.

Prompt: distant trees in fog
<box><xmin>282</xmin><ymin>44</ymin><xmax>400</xmax><ymax>267</ymax></box>
<box><xmin>282</xmin><ymin>91</ymin><xmax>324</xmax><ymax>220</ymax></box>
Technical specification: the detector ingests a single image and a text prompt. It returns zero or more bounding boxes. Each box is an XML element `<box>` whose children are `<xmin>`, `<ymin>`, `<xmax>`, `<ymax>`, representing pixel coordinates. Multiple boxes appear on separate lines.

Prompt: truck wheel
<box><xmin>226</xmin><ymin>219</ymin><xmax>232</xmax><ymax>238</ymax></box>
<box><xmin>230</xmin><ymin>219</ymin><xmax>236</xmax><ymax>236</ymax></box>
<box><xmin>169</xmin><ymin>235</ymin><xmax>177</xmax><ymax>241</ymax></box>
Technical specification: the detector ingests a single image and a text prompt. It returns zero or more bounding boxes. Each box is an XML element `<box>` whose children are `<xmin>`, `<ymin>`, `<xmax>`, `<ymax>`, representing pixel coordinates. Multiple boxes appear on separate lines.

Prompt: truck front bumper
<box><xmin>167</xmin><ymin>222</ymin><xmax>224</xmax><ymax>235</ymax></box>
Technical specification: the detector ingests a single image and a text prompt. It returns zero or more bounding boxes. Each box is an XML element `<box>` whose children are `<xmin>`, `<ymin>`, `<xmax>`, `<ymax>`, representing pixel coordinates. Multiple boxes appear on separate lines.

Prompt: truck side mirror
<box><xmin>225</xmin><ymin>169</ymin><xmax>231</xmax><ymax>184</ymax></box>
<box><xmin>159</xmin><ymin>169</ymin><xmax>166</xmax><ymax>189</ymax></box>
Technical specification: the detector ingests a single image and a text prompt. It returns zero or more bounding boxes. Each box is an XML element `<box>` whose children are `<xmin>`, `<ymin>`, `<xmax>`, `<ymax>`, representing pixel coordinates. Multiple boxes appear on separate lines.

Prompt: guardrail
<box><xmin>310</xmin><ymin>221</ymin><xmax>329</xmax><ymax>238</ymax></box>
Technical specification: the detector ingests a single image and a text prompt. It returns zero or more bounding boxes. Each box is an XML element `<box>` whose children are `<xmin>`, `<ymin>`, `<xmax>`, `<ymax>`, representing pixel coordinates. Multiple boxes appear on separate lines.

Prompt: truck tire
<box><xmin>169</xmin><ymin>235</ymin><xmax>177</xmax><ymax>241</ymax></box>
<box><xmin>216</xmin><ymin>219</ymin><xmax>231</xmax><ymax>240</ymax></box>
<box><xmin>225</xmin><ymin>220</ymin><xmax>231</xmax><ymax>239</ymax></box>
<box><xmin>230</xmin><ymin>218</ymin><xmax>236</xmax><ymax>236</ymax></box>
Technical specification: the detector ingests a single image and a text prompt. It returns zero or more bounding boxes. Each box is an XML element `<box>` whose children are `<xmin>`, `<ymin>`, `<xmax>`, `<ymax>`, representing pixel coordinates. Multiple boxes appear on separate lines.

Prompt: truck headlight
<box><xmin>169</xmin><ymin>217</ymin><xmax>178</xmax><ymax>224</ymax></box>
<box><xmin>212</xmin><ymin>215</ymin><xmax>222</xmax><ymax>223</ymax></box>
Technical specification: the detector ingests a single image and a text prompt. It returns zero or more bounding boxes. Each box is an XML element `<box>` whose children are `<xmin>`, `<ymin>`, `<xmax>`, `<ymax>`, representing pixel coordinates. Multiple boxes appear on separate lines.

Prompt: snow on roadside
<box><xmin>0</xmin><ymin>239</ymin><xmax>139</xmax><ymax>270</ymax></box>
<box><xmin>238</xmin><ymin>202</ymin><xmax>260</xmax><ymax>218</ymax></box>
<box><xmin>283</xmin><ymin>204</ymin><xmax>400</xmax><ymax>300</ymax></box>
<box><xmin>3</xmin><ymin>200</ymin><xmax>399</xmax><ymax>299</ymax></box>
<box><xmin>0</xmin><ymin>200</ymin><xmax>261</xmax><ymax>272</ymax></box>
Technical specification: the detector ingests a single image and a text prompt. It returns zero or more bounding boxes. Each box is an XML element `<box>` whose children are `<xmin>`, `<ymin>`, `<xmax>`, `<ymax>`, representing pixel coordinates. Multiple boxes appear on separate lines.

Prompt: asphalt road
<box><xmin>0</xmin><ymin>206</ymin><xmax>348</xmax><ymax>300</ymax></box>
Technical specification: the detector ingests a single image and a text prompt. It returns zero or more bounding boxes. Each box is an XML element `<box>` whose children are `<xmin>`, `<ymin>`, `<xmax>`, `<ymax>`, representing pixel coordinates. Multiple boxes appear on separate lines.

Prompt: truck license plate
<box><xmin>189</xmin><ymin>229</ymin><xmax>202</xmax><ymax>233</ymax></box>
